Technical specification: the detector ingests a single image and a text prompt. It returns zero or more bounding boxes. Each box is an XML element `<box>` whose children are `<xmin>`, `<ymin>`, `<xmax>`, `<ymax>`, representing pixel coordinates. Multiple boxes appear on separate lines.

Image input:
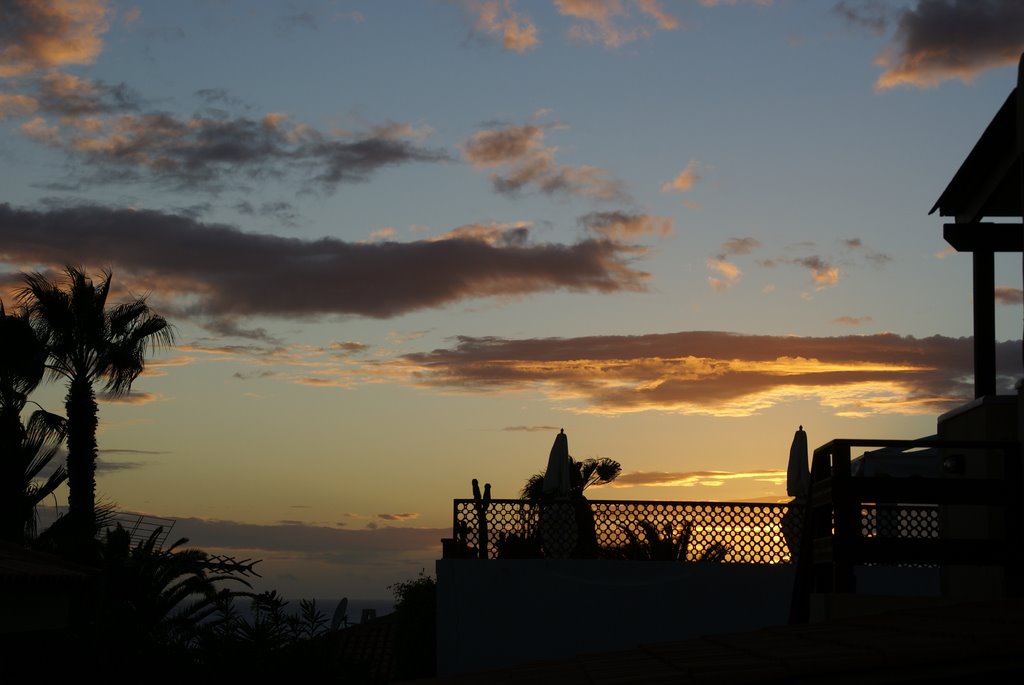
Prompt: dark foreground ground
<box><xmin>423</xmin><ymin>598</ymin><xmax>1024</xmax><ymax>684</ymax></box>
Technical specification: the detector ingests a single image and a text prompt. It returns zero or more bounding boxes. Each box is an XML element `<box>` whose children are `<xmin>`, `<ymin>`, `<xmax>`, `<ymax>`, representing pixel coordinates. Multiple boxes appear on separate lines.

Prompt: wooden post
<box><xmin>974</xmin><ymin>249</ymin><xmax>997</xmax><ymax>397</ymax></box>
<box><xmin>831</xmin><ymin>442</ymin><xmax>857</xmax><ymax>594</ymax></box>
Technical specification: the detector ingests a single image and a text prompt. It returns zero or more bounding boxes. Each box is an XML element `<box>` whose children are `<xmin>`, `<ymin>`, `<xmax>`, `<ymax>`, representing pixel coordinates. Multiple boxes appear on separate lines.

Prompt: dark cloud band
<box><xmin>0</xmin><ymin>202</ymin><xmax>649</xmax><ymax>321</ymax></box>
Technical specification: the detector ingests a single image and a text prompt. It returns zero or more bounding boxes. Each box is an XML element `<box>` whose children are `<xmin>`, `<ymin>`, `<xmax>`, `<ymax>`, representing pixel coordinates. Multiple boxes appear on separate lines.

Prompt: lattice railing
<box><xmin>860</xmin><ymin>504</ymin><xmax>939</xmax><ymax>540</ymax></box>
<box><xmin>447</xmin><ymin>499</ymin><xmax>944</xmax><ymax>563</ymax></box>
<box><xmin>449</xmin><ymin>500</ymin><xmax>803</xmax><ymax>563</ymax></box>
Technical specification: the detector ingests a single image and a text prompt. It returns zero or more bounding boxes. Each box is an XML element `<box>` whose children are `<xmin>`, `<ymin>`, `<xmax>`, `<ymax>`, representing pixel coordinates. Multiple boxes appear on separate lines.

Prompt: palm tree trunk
<box><xmin>65</xmin><ymin>375</ymin><xmax>98</xmax><ymax>531</ymax></box>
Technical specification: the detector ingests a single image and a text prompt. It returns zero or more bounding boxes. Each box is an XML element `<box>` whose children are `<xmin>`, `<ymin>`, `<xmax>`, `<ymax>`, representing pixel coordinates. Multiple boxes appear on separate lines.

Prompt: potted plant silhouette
<box><xmin>521</xmin><ymin>434</ymin><xmax>621</xmax><ymax>559</ymax></box>
<box><xmin>618</xmin><ymin>519</ymin><xmax>730</xmax><ymax>562</ymax></box>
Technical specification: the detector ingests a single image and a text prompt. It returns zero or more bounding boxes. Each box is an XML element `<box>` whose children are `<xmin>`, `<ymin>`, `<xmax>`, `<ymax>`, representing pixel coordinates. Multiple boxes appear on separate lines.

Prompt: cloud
<box><xmin>462</xmin><ymin>123</ymin><xmax>627</xmax><ymax>201</ymax></box>
<box><xmin>843</xmin><ymin>237</ymin><xmax>892</xmax><ymax>266</ymax></box>
<box><xmin>377</xmin><ymin>513</ymin><xmax>420</xmax><ymax>522</ymax></box>
<box><xmin>20</xmin><ymin>115</ymin><xmax>59</xmax><ymax>144</ymax></box>
<box><xmin>234</xmin><ymin>200</ymin><xmax>300</xmax><ymax>227</ymax></box>
<box><xmin>0</xmin><ymin>202</ymin><xmax>649</xmax><ymax>322</ymax></box>
<box><xmin>833</xmin><ymin>1</ymin><xmax>891</xmax><ymax>35</ymax></box>
<box><xmin>465</xmin><ymin>0</ymin><xmax>539</xmax><ymax>52</ymax></box>
<box><xmin>330</xmin><ymin>341</ymin><xmax>370</xmax><ymax>354</ymax></box>
<box><xmin>500</xmin><ymin>425</ymin><xmax>562</xmax><ymax>432</ymax></box>
<box><xmin>171</xmin><ymin>516</ymin><xmax>445</xmax><ymax>562</ymax></box>
<box><xmin>96</xmin><ymin>458</ymin><xmax>146</xmax><ymax>472</ymax></box>
<box><xmin>98</xmin><ymin>391</ymin><xmax>160</xmax><ymax>405</ymax></box>
<box><xmin>794</xmin><ymin>256</ymin><xmax>839</xmax><ymax>288</ymax></box>
<box><xmin>18</xmin><ymin>109</ymin><xmax>448</xmax><ymax>193</ymax></box>
<box><xmin>995</xmin><ymin>287</ymin><xmax>1023</xmax><ymax>305</ymax></box>
<box><xmin>427</xmin><ymin>222</ymin><xmax>531</xmax><ymax>246</ymax></box>
<box><xmin>29</xmin><ymin>72</ymin><xmax>143</xmax><ymax>119</ymax></box>
<box><xmin>719</xmin><ymin>238</ymin><xmax>761</xmax><ymax>256</ymax></box>
<box><xmin>578</xmin><ymin>211</ymin><xmax>672</xmax><ymax>240</ymax></box>
<box><xmin>556</xmin><ymin>0</ymin><xmax>680</xmax><ymax>48</ymax></box>
<box><xmin>833</xmin><ymin>316</ymin><xmax>873</xmax><ymax>326</ymax></box>
<box><xmin>707</xmin><ymin>257</ymin><xmax>741</xmax><ymax>292</ymax></box>
<box><xmin>699</xmin><ymin>0</ymin><xmax>773</xmax><ymax>6</ymax></box>
<box><xmin>612</xmin><ymin>469</ymin><xmax>786</xmax><ymax>488</ymax></box>
<box><xmin>0</xmin><ymin>0</ymin><xmax>111</xmax><ymax>77</ymax></box>
<box><xmin>166</xmin><ymin>516</ymin><xmax>447</xmax><ymax>596</ymax></box>
<box><xmin>0</xmin><ymin>93</ymin><xmax>38</xmax><ymax>120</ymax></box>
<box><xmin>391</xmin><ymin>331</ymin><xmax>1022</xmax><ymax>417</ymax></box>
<box><xmin>661</xmin><ymin>160</ymin><xmax>701</xmax><ymax>194</ymax></box>
<box><xmin>871</xmin><ymin>0</ymin><xmax>1024</xmax><ymax>90</ymax></box>
<box><xmin>367</xmin><ymin>227</ymin><xmax>396</xmax><ymax>241</ymax></box>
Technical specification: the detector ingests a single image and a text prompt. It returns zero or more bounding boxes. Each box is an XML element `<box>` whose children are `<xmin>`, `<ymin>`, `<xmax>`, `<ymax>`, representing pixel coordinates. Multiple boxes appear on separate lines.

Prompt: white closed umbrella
<box><xmin>540</xmin><ymin>429</ymin><xmax>576</xmax><ymax>557</ymax></box>
<box><xmin>787</xmin><ymin>425</ymin><xmax>810</xmax><ymax>498</ymax></box>
<box><xmin>542</xmin><ymin>428</ymin><xmax>571</xmax><ymax>497</ymax></box>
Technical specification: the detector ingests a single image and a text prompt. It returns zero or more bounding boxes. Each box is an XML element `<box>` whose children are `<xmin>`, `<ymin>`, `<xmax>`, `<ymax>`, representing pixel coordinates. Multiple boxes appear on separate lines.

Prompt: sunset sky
<box><xmin>3</xmin><ymin>0</ymin><xmax>1024</xmax><ymax>600</ymax></box>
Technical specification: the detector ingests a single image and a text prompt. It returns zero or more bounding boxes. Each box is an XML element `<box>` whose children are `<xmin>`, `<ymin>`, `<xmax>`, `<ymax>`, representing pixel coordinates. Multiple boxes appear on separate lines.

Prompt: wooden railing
<box><xmin>790</xmin><ymin>438</ymin><xmax>1023</xmax><ymax>622</ymax></box>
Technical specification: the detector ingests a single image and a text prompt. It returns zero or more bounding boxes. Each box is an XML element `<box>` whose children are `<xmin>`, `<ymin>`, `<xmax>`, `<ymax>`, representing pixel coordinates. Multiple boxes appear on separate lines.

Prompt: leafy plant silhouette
<box><xmin>619</xmin><ymin>519</ymin><xmax>730</xmax><ymax>562</ymax></box>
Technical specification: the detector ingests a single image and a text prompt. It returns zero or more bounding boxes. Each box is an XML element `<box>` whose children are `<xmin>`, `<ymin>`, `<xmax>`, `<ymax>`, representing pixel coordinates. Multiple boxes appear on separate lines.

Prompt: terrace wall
<box><xmin>436</xmin><ymin>558</ymin><xmax>796</xmax><ymax>676</ymax></box>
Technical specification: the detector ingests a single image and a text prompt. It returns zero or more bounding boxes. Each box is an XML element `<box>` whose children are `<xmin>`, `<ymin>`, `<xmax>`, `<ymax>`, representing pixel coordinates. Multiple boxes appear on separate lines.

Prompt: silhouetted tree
<box><xmin>85</xmin><ymin>525</ymin><xmax>258</xmax><ymax>674</ymax></box>
<box><xmin>0</xmin><ymin>303</ymin><xmax>66</xmax><ymax>543</ymax></box>
<box><xmin>390</xmin><ymin>570</ymin><xmax>436</xmax><ymax>680</ymax></box>
<box><xmin>17</xmin><ymin>267</ymin><xmax>174</xmax><ymax>540</ymax></box>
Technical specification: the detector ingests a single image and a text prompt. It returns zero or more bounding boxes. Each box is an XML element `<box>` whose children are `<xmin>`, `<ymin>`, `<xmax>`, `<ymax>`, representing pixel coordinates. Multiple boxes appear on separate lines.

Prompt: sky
<box><xmin>2</xmin><ymin>0</ymin><xmax>1024</xmax><ymax>600</ymax></box>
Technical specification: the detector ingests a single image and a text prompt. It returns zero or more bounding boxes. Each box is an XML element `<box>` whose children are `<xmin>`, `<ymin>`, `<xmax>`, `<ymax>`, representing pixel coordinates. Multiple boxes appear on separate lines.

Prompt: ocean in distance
<box><xmin>232</xmin><ymin>597</ymin><xmax>395</xmax><ymax>627</ymax></box>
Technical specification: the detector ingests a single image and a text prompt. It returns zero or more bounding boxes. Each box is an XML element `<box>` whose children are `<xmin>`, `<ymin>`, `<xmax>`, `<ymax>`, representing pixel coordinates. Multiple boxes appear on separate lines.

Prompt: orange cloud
<box><xmin>995</xmin><ymin>287</ymin><xmax>1023</xmax><ymax>305</ymax></box>
<box><xmin>393</xmin><ymin>331</ymin><xmax>1019</xmax><ymax>417</ymax></box>
<box><xmin>833</xmin><ymin>316</ymin><xmax>873</xmax><ymax>327</ymax></box>
<box><xmin>462</xmin><ymin>123</ymin><xmax>626</xmax><ymax>200</ymax></box>
<box><xmin>707</xmin><ymin>257</ymin><xmax>741</xmax><ymax>292</ymax></box>
<box><xmin>661</xmin><ymin>160</ymin><xmax>702</xmax><ymax>193</ymax></box>
<box><xmin>0</xmin><ymin>93</ymin><xmax>38</xmax><ymax>119</ymax></box>
<box><xmin>0</xmin><ymin>0</ymin><xmax>111</xmax><ymax>77</ymax></box>
<box><xmin>613</xmin><ymin>469</ymin><xmax>786</xmax><ymax>488</ymax></box>
<box><xmin>367</xmin><ymin>227</ymin><xmax>396</xmax><ymax>241</ymax></box>
<box><xmin>578</xmin><ymin>211</ymin><xmax>672</xmax><ymax>240</ymax></box>
<box><xmin>428</xmin><ymin>222</ymin><xmax>531</xmax><ymax>246</ymax></box>
<box><xmin>20</xmin><ymin>115</ymin><xmax>60</xmax><ymax>144</ymax></box>
<box><xmin>377</xmin><ymin>512</ymin><xmax>420</xmax><ymax>522</ymax></box>
<box><xmin>556</xmin><ymin>0</ymin><xmax>679</xmax><ymax>48</ymax></box>
<box><xmin>469</xmin><ymin>0</ymin><xmax>539</xmax><ymax>52</ymax></box>
<box><xmin>795</xmin><ymin>256</ymin><xmax>839</xmax><ymax>288</ymax></box>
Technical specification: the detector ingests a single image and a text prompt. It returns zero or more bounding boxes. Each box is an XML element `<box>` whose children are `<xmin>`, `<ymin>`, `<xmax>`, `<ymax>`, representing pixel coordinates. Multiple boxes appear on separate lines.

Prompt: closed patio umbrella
<box><xmin>542</xmin><ymin>428</ymin><xmax>571</xmax><ymax>497</ymax></box>
<box><xmin>787</xmin><ymin>425</ymin><xmax>810</xmax><ymax>498</ymax></box>
<box><xmin>540</xmin><ymin>429</ymin><xmax>576</xmax><ymax>557</ymax></box>
<box><xmin>782</xmin><ymin>425</ymin><xmax>809</xmax><ymax>561</ymax></box>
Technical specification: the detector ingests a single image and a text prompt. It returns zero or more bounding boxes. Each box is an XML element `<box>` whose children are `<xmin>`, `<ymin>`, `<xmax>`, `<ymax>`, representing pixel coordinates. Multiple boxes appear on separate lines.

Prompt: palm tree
<box><xmin>520</xmin><ymin>456</ymin><xmax>622</xmax><ymax>501</ymax></box>
<box><xmin>521</xmin><ymin>453</ymin><xmax>622</xmax><ymax>558</ymax></box>
<box><xmin>0</xmin><ymin>303</ymin><xmax>67</xmax><ymax>542</ymax></box>
<box><xmin>17</xmin><ymin>266</ymin><xmax>174</xmax><ymax>535</ymax></box>
<box><xmin>95</xmin><ymin>525</ymin><xmax>256</xmax><ymax>667</ymax></box>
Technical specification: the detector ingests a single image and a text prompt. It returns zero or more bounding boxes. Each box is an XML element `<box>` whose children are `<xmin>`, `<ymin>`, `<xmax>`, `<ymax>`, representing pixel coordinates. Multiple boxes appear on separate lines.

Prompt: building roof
<box><xmin>0</xmin><ymin>541</ymin><xmax>97</xmax><ymax>585</ymax></box>
<box><xmin>329</xmin><ymin>611</ymin><xmax>398</xmax><ymax>683</ymax></box>
<box><xmin>428</xmin><ymin>599</ymin><xmax>1024</xmax><ymax>684</ymax></box>
<box><xmin>930</xmin><ymin>86</ymin><xmax>1021</xmax><ymax>223</ymax></box>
